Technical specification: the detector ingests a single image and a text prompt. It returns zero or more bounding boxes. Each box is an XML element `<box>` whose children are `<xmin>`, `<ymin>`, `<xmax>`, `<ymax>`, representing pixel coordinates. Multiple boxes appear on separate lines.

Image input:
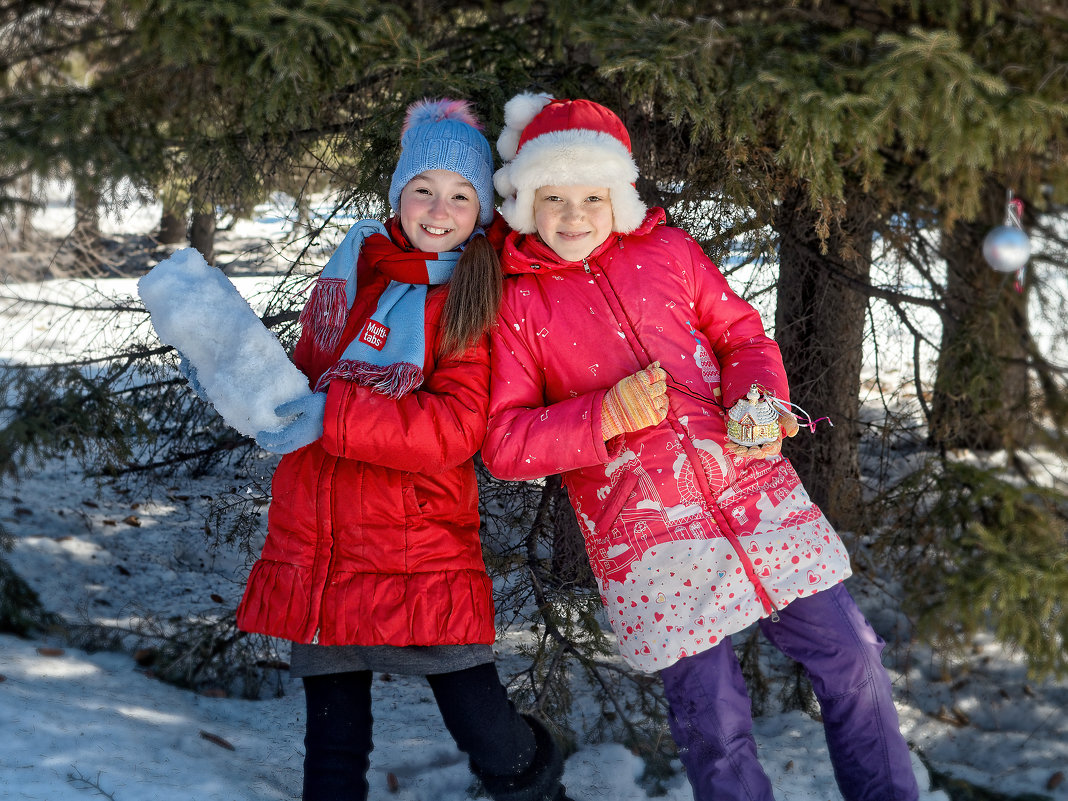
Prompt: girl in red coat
<box><xmin>483</xmin><ymin>93</ymin><xmax>920</xmax><ymax>801</ymax></box>
<box><xmin>236</xmin><ymin>99</ymin><xmax>570</xmax><ymax>801</ymax></box>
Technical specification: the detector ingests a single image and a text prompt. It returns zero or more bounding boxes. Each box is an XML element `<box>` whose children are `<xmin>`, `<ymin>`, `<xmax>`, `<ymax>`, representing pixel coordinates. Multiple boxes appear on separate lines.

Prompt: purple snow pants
<box><xmin>659</xmin><ymin>583</ymin><xmax>919</xmax><ymax>801</ymax></box>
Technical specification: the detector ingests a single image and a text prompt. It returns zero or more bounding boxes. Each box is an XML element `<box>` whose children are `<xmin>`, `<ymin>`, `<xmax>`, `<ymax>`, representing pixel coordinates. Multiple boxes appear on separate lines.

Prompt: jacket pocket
<box><xmin>400</xmin><ymin>472</ymin><xmax>425</xmax><ymax>527</ymax></box>
<box><xmin>591</xmin><ymin>469</ymin><xmax>641</xmax><ymax>539</ymax></box>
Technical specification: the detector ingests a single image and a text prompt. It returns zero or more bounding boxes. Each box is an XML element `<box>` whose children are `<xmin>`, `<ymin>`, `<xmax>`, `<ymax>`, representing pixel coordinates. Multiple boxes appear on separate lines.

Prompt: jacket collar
<box><xmin>500</xmin><ymin>207</ymin><xmax>666</xmax><ymax>276</ymax></box>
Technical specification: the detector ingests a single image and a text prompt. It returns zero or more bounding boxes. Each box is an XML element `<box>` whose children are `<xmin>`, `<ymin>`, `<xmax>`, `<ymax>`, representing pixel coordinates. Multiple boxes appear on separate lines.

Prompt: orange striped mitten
<box><xmin>601</xmin><ymin>362</ymin><xmax>669</xmax><ymax>440</ymax></box>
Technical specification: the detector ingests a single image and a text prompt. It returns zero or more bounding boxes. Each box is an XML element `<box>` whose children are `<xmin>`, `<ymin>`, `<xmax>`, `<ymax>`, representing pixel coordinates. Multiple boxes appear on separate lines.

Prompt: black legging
<box><xmin>302</xmin><ymin>663</ymin><xmax>537</xmax><ymax>801</ymax></box>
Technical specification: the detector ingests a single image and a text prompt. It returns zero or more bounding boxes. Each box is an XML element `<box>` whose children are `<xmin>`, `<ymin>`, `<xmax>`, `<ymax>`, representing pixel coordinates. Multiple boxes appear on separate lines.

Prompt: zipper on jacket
<box><xmin>594</xmin><ymin>250</ymin><xmax>783</xmax><ymax>618</ymax></box>
<box><xmin>310</xmin><ymin>454</ymin><xmax>340</xmax><ymax>647</ymax></box>
<box><xmin>585</xmin><ymin>226</ymin><xmax>784</xmax><ymax>623</ymax></box>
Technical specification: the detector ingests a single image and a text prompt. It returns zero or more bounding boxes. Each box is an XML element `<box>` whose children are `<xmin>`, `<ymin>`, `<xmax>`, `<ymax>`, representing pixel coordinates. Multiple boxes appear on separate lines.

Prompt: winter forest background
<box><xmin>1</xmin><ymin>2</ymin><xmax>1067</xmax><ymax>800</ymax></box>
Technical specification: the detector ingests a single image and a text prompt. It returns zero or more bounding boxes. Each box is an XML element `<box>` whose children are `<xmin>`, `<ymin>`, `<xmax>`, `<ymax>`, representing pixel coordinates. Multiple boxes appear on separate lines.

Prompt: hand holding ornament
<box><xmin>724</xmin><ymin>410</ymin><xmax>798</xmax><ymax>459</ymax></box>
<box><xmin>724</xmin><ymin>384</ymin><xmax>799</xmax><ymax>460</ymax></box>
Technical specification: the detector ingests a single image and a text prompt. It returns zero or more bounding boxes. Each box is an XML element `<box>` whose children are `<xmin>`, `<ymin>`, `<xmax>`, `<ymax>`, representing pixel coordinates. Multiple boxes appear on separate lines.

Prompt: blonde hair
<box><xmin>438</xmin><ymin>233</ymin><xmax>502</xmax><ymax>359</ymax></box>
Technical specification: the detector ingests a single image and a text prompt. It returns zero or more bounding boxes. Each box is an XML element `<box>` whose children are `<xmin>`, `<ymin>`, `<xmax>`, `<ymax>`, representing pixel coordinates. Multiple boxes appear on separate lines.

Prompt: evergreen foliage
<box><xmin>0</xmin><ymin>557</ymin><xmax>60</xmax><ymax>636</ymax></box>
<box><xmin>0</xmin><ymin>364</ymin><xmax>143</xmax><ymax>480</ymax></box>
<box><xmin>876</xmin><ymin>458</ymin><xmax>1068</xmax><ymax>679</ymax></box>
<box><xmin>1</xmin><ymin>2</ymin><xmax>1067</xmax><ymax>784</ymax></box>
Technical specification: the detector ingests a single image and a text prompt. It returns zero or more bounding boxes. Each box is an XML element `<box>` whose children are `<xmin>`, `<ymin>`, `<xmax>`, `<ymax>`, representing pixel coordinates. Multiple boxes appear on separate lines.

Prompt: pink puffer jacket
<box><xmin>483</xmin><ymin>208</ymin><xmax>851</xmax><ymax>672</ymax></box>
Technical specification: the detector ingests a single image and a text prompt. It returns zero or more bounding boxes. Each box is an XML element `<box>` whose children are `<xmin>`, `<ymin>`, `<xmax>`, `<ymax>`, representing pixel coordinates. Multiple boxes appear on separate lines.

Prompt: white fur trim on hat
<box><xmin>493</xmin><ymin>128</ymin><xmax>647</xmax><ymax>235</ymax></box>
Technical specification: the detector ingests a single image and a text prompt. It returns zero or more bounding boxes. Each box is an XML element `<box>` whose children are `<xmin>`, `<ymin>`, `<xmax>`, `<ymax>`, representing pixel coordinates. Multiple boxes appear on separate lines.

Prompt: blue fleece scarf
<box><xmin>298</xmin><ymin>218</ymin><xmax>461</xmax><ymax>398</ymax></box>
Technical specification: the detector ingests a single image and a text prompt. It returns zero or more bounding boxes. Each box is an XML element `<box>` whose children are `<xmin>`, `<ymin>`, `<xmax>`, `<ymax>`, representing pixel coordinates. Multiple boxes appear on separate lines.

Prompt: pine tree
<box><xmin>3</xmin><ymin>0</ymin><xmax>1068</xmax><ymax>736</ymax></box>
<box><xmin>572</xmin><ymin>2</ymin><xmax>1068</xmax><ymax>525</ymax></box>
<box><xmin>930</xmin><ymin>179</ymin><xmax>1032</xmax><ymax>451</ymax></box>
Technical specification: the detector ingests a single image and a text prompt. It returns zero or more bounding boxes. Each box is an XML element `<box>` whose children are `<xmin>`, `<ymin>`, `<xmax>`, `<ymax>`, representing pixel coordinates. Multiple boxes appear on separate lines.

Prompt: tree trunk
<box><xmin>189</xmin><ymin>210</ymin><xmax>215</xmax><ymax>265</ymax></box>
<box><xmin>14</xmin><ymin>173</ymin><xmax>34</xmax><ymax>249</ymax></box>
<box><xmin>929</xmin><ymin>185</ymin><xmax>1030</xmax><ymax>451</ymax></box>
<box><xmin>157</xmin><ymin>197</ymin><xmax>187</xmax><ymax>245</ymax></box>
<box><xmin>72</xmin><ymin>180</ymin><xmax>100</xmax><ymax>244</ymax></box>
<box><xmin>774</xmin><ymin>183</ymin><xmax>875</xmax><ymax>529</ymax></box>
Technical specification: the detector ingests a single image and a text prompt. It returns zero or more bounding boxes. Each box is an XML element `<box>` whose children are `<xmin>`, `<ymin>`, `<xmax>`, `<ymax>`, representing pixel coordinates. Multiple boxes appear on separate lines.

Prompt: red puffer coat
<box><xmin>236</xmin><ymin>244</ymin><xmax>495</xmax><ymax>647</ymax></box>
<box><xmin>483</xmin><ymin>208</ymin><xmax>851</xmax><ymax>672</ymax></box>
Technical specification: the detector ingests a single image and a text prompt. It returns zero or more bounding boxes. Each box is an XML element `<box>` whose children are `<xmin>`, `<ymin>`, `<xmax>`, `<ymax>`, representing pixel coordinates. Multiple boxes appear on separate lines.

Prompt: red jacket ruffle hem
<box><xmin>482</xmin><ymin>208</ymin><xmax>851</xmax><ymax>672</ymax></box>
<box><xmin>236</xmin><ymin>244</ymin><xmax>495</xmax><ymax>648</ymax></box>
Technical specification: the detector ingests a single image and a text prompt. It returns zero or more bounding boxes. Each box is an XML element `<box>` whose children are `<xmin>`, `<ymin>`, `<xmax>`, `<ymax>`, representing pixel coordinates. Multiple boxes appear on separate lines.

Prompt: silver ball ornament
<box><xmin>982</xmin><ymin>225</ymin><xmax>1031</xmax><ymax>273</ymax></box>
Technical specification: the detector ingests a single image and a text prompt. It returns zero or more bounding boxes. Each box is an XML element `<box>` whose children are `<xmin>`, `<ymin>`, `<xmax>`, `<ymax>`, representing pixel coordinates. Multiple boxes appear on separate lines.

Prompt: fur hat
<box><xmin>389</xmin><ymin>98</ymin><xmax>495</xmax><ymax>227</ymax></box>
<box><xmin>493</xmin><ymin>93</ymin><xmax>647</xmax><ymax>235</ymax></box>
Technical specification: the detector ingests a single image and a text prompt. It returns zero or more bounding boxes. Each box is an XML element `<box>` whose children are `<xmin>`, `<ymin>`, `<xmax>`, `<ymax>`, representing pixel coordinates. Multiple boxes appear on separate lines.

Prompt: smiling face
<box><xmin>532</xmin><ymin>184</ymin><xmax>615</xmax><ymax>263</ymax></box>
<box><xmin>398</xmin><ymin>169</ymin><xmax>480</xmax><ymax>253</ymax></box>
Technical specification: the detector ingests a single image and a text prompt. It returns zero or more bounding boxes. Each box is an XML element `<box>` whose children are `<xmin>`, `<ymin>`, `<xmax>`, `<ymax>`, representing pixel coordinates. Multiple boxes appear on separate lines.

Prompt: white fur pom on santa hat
<box><xmin>493</xmin><ymin>92</ymin><xmax>647</xmax><ymax>235</ymax></box>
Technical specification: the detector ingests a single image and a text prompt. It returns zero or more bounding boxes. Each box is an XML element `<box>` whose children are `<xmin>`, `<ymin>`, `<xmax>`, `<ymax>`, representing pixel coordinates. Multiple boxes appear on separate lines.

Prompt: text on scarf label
<box><xmin>358</xmin><ymin>320</ymin><xmax>389</xmax><ymax>350</ymax></box>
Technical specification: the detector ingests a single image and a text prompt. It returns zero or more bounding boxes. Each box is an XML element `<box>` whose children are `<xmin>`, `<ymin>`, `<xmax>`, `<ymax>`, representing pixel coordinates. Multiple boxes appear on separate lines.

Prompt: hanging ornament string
<box><xmin>661</xmin><ymin>369</ymin><xmax>833</xmax><ymax>434</ymax></box>
<box><xmin>1008</xmin><ymin>196</ymin><xmax>1026</xmax><ymax>294</ymax></box>
<box><xmin>764</xmin><ymin>394</ymin><xmax>834</xmax><ymax>434</ymax></box>
<box><xmin>662</xmin><ymin>369</ymin><xmax>728</xmax><ymax>409</ymax></box>
<box><xmin>1008</xmin><ymin>196</ymin><xmax>1024</xmax><ymax>225</ymax></box>
<box><xmin>982</xmin><ymin>190</ymin><xmax>1031</xmax><ymax>292</ymax></box>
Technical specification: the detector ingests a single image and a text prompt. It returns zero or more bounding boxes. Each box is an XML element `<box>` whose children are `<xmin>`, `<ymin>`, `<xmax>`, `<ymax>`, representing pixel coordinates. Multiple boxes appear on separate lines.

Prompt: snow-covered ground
<box><xmin>1</xmin><ymin>190</ymin><xmax>1066</xmax><ymax>800</ymax></box>
<box><xmin>4</xmin><ymin>455</ymin><xmax>1067</xmax><ymax>801</ymax></box>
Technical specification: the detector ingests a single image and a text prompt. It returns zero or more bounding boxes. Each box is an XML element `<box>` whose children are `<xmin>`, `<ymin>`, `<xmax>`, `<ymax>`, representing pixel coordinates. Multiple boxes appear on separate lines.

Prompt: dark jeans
<box><xmin>302</xmin><ymin>662</ymin><xmax>536</xmax><ymax>801</ymax></box>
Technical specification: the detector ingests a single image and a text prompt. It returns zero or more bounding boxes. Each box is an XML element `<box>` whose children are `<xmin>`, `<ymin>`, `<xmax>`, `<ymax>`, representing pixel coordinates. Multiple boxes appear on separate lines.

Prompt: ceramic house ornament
<box><xmin>726</xmin><ymin>384</ymin><xmax>781</xmax><ymax>447</ymax></box>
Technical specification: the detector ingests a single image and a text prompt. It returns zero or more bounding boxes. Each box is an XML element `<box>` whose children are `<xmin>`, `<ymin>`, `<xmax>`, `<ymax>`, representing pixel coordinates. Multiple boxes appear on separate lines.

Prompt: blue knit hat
<box><xmin>388</xmin><ymin>99</ymin><xmax>495</xmax><ymax>227</ymax></box>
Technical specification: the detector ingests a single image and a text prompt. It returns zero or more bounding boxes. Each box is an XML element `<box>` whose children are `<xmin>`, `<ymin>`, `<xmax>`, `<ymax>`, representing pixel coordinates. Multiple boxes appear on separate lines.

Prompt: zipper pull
<box><xmin>582</xmin><ymin>259</ymin><xmax>592</xmax><ymax>274</ymax></box>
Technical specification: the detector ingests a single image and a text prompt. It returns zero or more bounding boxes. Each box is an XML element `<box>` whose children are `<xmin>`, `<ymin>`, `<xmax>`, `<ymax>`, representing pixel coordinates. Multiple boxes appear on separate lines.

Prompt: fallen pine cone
<box><xmin>1048</xmin><ymin>772</ymin><xmax>1064</xmax><ymax>791</ymax></box>
<box><xmin>387</xmin><ymin>773</ymin><xmax>400</xmax><ymax>793</ymax></box>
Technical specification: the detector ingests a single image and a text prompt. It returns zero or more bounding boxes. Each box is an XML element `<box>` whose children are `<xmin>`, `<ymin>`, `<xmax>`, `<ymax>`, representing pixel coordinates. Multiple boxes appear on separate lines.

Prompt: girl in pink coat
<box><xmin>483</xmin><ymin>93</ymin><xmax>920</xmax><ymax>801</ymax></box>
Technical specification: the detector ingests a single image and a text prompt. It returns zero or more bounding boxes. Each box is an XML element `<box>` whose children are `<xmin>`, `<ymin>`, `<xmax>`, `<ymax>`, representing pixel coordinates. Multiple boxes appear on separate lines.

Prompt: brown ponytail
<box><xmin>438</xmin><ymin>233</ymin><xmax>502</xmax><ymax>359</ymax></box>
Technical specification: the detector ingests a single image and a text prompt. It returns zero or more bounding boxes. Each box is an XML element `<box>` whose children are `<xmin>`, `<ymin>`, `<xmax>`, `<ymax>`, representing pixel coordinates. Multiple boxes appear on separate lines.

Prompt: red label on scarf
<box><xmin>358</xmin><ymin>320</ymin><xmax>389</xmax><ymax>350</ymax></box>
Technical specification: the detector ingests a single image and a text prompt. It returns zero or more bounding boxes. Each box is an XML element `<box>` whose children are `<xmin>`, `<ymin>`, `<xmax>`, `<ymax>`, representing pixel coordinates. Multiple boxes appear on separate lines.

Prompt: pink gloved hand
<box><xmin>601</xmin><ymin>362</ymin><xmax>669</xmax><ymax>440</ymax></box>
<box><xmin>724</xmin><ymin>410</ymin><xmax>799</xmax><ymax>459</ymax></box>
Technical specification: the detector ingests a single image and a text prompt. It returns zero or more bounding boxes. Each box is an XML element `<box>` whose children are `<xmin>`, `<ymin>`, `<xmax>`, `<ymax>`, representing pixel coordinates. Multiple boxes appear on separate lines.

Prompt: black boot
<box><xmin>472</xmin><ymin>714</ymin><xmax>572</xmax><ymax>801</ymax></box>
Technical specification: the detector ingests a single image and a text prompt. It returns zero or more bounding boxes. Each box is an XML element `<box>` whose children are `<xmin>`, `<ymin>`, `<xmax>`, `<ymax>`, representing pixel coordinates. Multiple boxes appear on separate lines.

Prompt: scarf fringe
<box><xmin>299</xmin><ymin>277</ymin><xmax>348</xmax><ymax>353</ymax></box>
<box><xmin>315</xmin><ymin>359</ymin><xmax>423</xmax><ymax>399</ymax></box>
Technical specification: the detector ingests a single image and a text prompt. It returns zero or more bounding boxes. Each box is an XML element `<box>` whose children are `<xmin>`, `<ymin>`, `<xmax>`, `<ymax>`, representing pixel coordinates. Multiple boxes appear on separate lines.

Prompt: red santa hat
<box><xmin>493</xmin><ymin>92</ymin><xmax>647</xmax><ymax>235</ymax></box>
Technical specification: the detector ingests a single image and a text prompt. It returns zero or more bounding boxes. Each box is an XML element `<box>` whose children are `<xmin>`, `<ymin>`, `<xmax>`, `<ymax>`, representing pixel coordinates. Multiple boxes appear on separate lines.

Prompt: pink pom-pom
<box><xmin>403</xmin><ymin>98</ymin><xmax>483</xmax><ymax>134</ymax></box>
